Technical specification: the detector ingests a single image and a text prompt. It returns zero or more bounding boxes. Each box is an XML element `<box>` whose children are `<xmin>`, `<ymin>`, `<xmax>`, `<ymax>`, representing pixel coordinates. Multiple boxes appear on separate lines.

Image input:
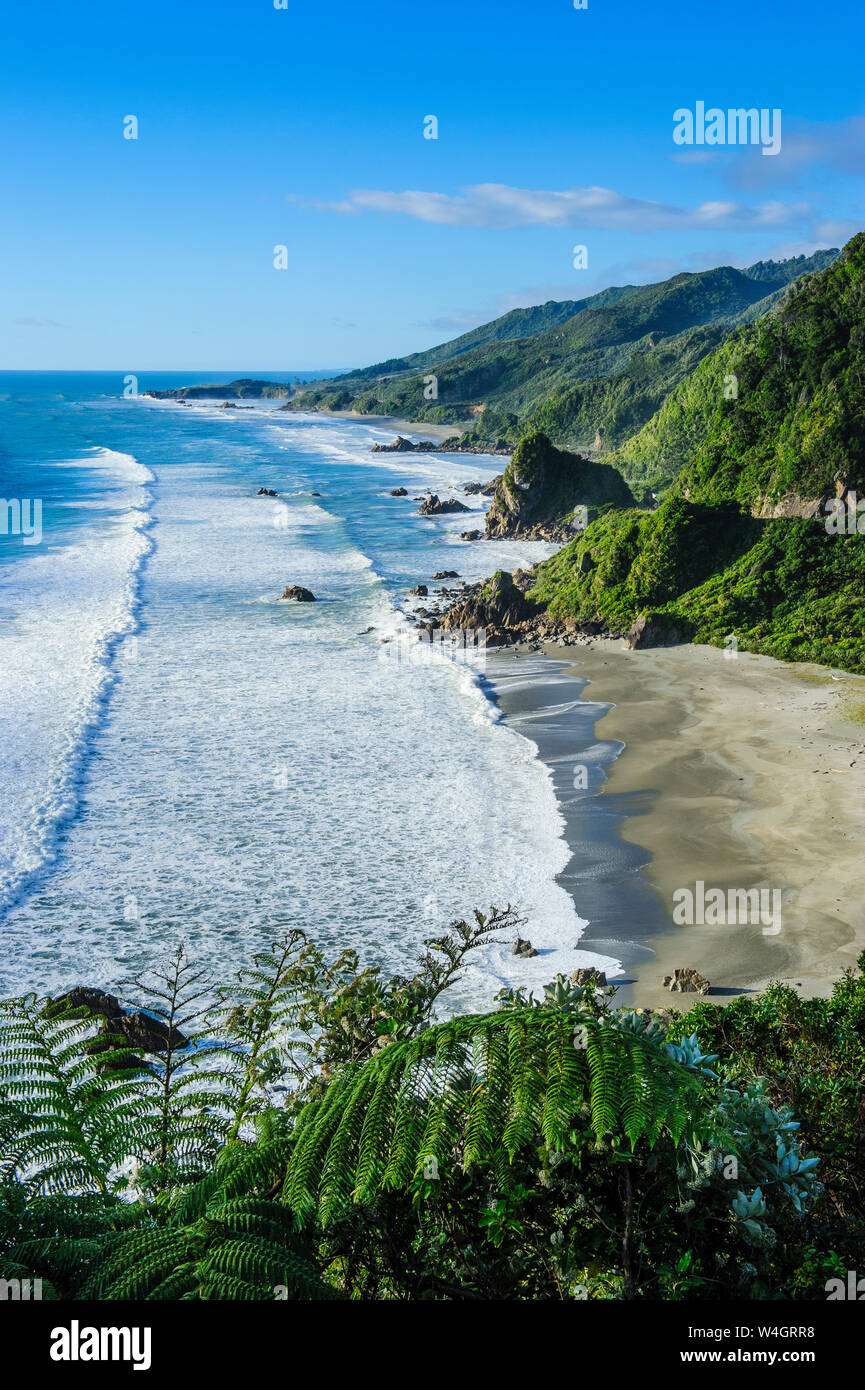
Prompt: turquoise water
<box><xmin>0</xmin><ymin>374</ymin><xmax>615</xmax><ymax>1006</ymax></box>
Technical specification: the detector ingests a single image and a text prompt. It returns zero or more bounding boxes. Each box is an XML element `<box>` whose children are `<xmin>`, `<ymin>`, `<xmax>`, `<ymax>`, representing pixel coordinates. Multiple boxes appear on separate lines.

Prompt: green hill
<box><xmin>524</xmin><ymin>235</ymin><xmax>865</xmax><ymax>673</ymax></box>
<box><xmin>292</xmin><ymin>251</ymin><xmax>838</xmax><ymax>453</ymax></box>
<box><xmin>342</xmin><ymin>283</ymin><xmax>639</xmax><ymax>380</ymax></box>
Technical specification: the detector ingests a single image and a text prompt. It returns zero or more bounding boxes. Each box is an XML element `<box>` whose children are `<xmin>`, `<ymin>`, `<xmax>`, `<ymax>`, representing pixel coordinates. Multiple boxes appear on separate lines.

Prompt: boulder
<box><xmin>418</xmin><ymin>494</ymin><xmax>471</xmax><ymax>516</ymax></box>
<box><xmin>460</xmin><ymin>529</ymin><xmax>482</xmax><ymax>541</ymax></box>
<box><xmin>257</xmin><ymin>487</ymin><xmax>278</xmax><ymax>497</ymax></box>
<box><xmin>433</xmin><ymin>570</ymin><xmax>459</xmax><ymax>580</ymax></box>
<box><xmin>569</xmin><ymin>967</ymin><xmax>607</xmax><ymax>987</ymax></box>
<box><xmin>662</xmin><ymin>967</ymin><xmax>711</xmax><ymax>995</ymax></box>
<box><xmin>280</xmin><ymin>585</ymin><xmax>316</xmax><ymax>602</ymax></box>
<box><xmin>389</xmin><ymin>487</ymin><xmax>408</xmax><ymax>497</ymax></box>
<box><xmin>411</xmin><ymin>585</ymin><xmax>428</xmax><ymax>597</ymax></box>
<box><xmin>54</xmin><ymin>985</ymin><xmax>123</xmax><ymax>1021</ymax></box>
<box><xmin>49</xmin><ymin>987</ymin><xmax>188</xmax><ymax>1058</ymax></box>
<box><xmin>109</xmin><ymin>1010</ymin><xmax>188</xmax><ymax>1053</ymax></box>
<box><xmin>511</xmin><ymin>936</ymin><xmax>538</xmax><ymax>959</ymax></box>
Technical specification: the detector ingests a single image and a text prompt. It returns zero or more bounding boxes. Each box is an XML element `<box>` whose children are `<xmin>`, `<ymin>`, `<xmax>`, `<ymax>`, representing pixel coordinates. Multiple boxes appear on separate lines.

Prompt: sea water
<box><xmin>0</xmin><ymin>373</ymin><xmax>617</xmax><ymax>1009</ymax></box>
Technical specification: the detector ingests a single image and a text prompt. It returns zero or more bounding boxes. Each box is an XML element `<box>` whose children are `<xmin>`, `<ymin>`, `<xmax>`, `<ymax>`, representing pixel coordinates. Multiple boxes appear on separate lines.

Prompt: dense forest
<box><xmin>2</xmin><ymin>910</ymin><xmax>862</xmax><ymax>1301</ymax></box>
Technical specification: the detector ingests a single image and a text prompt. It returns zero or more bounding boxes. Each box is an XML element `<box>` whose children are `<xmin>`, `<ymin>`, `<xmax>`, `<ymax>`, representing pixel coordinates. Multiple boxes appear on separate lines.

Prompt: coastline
<box><xmin>283</xmin><ymin>408</ymin><xmax>472</xmax><ymax>443</ymax></box>
<box><xmin>491</xmin><ymin>640</ymin><xmax>865</xmax><ymax>1009</ymax></box>
<box><xmin>137</xmin><ymin>397</ymin><xmax>865</xmax><ymax>1011</ymax></box>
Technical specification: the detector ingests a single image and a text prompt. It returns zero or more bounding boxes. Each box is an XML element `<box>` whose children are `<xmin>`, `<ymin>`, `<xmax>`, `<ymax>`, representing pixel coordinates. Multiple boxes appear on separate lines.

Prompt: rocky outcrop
<box><xmin>662</xmin><ymin>967</ymin><xmax>711</xmax><ymax>994</ymax></box>
<box><xmin>49</xmin><ymin>986</ymin><xmax>189</xmax><ymax>1057</ymax></box>
<box><xmin>371</xmin><ymin>435</ymin><xmax>437</xmax><ymax>453</ymax></box>
<box><xmin>439</xmin><ymin>570</ymin><xmax>534</xmax><ymax>637</ymax></box>
<box><xmin>463</xmin><ymin>479</ymin><xmax>500</xmax><ymax>496</ymax></box>
<box><xmin>389</xmin><ymin>487</ymin><xmax>408</xmax><ymax>496</ymax></box>
<box><xmin>56</xmin><ymin>985</ymin><xmax>123</xmax><ymax>1021</ymax></box>
<box><xmin>280</xmin><ymin>585</ymin><xmax>316</xmax><ymax>602</ymax></box>
<box><xmin>411</xmin><ymin>585</ymin><xmax>428</xmax><ymax>597</ymax></box>
<box><xmin>257</xmin><ymin>487</ymin><xmax>278</xmax><ymax>497</ymax></box>
<box><xmin>431</xmin><ymin>567</ymin><xmax>622</xmax><ymax>649</ymax></box>
<box><xmin>368</xmin><ymin>434</ymin><xmax>507</xmax><ymax>456</ymax></box>
<box><xmin>418</xmin><ymin>494</ymin><xmax>471</xmax><ymax>516</ymax></box>
<box><xmin>485</xmin><ymin>432</ymin><xmax>634</xmax><ymax>541</ymax></box>
<box><xmin>460</xmin><ymin>529</ymin><xmax>482</xmax><ymax>541</ymax></box>
<box><xmin>432</xmin><ymin>570</ymin><xmax>459</xmax><ymax>579</ymax></box>
<box><xmin>511</xmin><ymin>936</ymin><xmax>538</xmax><ymax>958</ymax></box>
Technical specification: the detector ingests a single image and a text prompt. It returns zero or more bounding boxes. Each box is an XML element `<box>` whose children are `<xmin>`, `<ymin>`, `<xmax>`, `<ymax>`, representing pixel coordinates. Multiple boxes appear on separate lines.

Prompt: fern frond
<box><xmin>284</xmin><ymin>1008</ymin><xmax>707</xmax><ymax>1221</ymax></box>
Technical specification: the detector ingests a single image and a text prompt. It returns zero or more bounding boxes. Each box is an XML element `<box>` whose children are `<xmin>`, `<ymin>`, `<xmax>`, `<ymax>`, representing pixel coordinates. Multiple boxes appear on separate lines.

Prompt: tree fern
<box><xmin>0</xmin><ymin>995</ymin><xmax>152</xmax><ymax>1196</ymax></box>
<box><xmin>283</xmin><ymin>1003</ymin><xmax>708</xmax><ymax>1224</ymax></box>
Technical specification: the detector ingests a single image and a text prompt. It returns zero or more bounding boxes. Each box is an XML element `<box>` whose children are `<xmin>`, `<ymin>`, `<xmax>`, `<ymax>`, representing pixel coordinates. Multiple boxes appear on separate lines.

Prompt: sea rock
<box><xmin>371</xmin><ymin>435</ymin><xmax>436</xmax><ymax>454</ymax></box>
<box><xmin>511</xmin><ymin>936</ymin><xmax>538</xmax><ymax>959</ymax></box>
<box><xmin>569</xmin><ymin>967</ymin><xmax>607</xmax><ymax>987</ymax></box>
<box><xmin>462</xmin><ymin>480</ymin><xmax>501</xmax><ymax>496</ymax></box>
<box><xmin>279</xmin><ymin>585</ymin><xmax>316</xmax><ymax>602</ymax></box>
<box><xmin>50</xmin><ymin>987</ymin><xmax>188</xmax><ymax>1055</ymax></box>
<box><xmin>257</xmin><ymin>487</ymin><xmax>278</xmax><ymax>497</ymax></box>
<box><xmin>110</xmin><ymin>1010</ymin><xmax>188</xmax><ymax>1053</ymax></box>
<box><xmin>662</xmin><ymin>967</ymin><xmax>711</xmax><ymax>995</ymax></box>
<box><xmin>433</xmin><ymin>570</ymin><xmax>459</xmax><ymax>580</ymax></box>
<box><xmin>389</xmin><ymin>487</ymin><xmax>409</xmax><ymax>497</ymax></box>
<box><xmin>460</xmin><ymin>529</ymin><xmax>482</xmax><ymax>541</ymax></box>
<box><xmin>411</xmin><ymin>585</ymin><xmax>428</xmax><ymax>597</ymax></box>
<box><xmin>418</xmin><ymin>494</ymin><xmax>471</xmax><ymax>516</ymax></box>
<box><xmin>55</xmin><ymin>985</ymin><xmax>124</xmax><ymax>1021</ymax></box>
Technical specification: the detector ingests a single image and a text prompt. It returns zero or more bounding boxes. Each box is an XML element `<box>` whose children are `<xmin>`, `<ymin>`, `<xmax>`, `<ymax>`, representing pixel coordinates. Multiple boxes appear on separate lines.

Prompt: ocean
<box><xmin>0</xmin><ymin>372</ymin><xmax>617</xmax><ymax>1009</ymax></box>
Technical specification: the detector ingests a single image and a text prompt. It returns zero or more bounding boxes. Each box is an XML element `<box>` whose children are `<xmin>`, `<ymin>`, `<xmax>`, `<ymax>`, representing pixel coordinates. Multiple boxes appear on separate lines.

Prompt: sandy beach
<box><xmin>494</xmin><ymin>641</ymin><xmax>865</xmax><ymax>1010</ymax></box>
<box><xmin>291</xmin><ymin>409</ymin><xmax>473</xmax><ymax>442</ymax></box>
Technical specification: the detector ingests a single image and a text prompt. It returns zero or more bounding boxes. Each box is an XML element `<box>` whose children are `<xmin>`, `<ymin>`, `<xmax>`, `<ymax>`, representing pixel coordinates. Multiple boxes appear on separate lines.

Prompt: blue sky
<box><xmin>2</xmin><ymin>0</ymin><xmax>863</xmax><ymax>370</ymax></box>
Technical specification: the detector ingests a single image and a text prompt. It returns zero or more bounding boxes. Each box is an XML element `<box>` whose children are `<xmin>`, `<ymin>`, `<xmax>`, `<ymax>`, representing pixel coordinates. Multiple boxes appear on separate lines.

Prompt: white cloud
<box><xmin>314</xmin><ymin>182</ymin><xmax>813</xmax><ymax>232</ymax></box>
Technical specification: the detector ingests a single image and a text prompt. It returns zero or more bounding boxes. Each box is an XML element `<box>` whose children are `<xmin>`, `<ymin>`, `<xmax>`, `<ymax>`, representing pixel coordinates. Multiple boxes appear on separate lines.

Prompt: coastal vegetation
<box><xmin>521</xmin><ymin>235</ymin><xmax>865</xmax><ymax>672</ymax></box>
<box><xmin>289</xmin><ymin>251</ymin><xmax>837</xmax><ymax>453</ymax></box>
<box><xmin>2</xmin><ymin>912</ymin><xmax>863</xmax><ymax>1301</ymax></box>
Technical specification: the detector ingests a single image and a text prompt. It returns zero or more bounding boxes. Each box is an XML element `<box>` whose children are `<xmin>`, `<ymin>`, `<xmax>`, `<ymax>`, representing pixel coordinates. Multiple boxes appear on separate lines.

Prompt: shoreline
<box><xmin>139</xmin><ymin>397</ymin><xmax>865</xmax><ymax>1010</ymax></box>
<box><xmin>281</xmin><ymin>407</ymin><xmax>474</xmax><ymax>444</ymax></box>
<box><xmin>491</xmin><ymin>640</ymin><xmax>865</xmax><ymax>1009</ymax></box>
